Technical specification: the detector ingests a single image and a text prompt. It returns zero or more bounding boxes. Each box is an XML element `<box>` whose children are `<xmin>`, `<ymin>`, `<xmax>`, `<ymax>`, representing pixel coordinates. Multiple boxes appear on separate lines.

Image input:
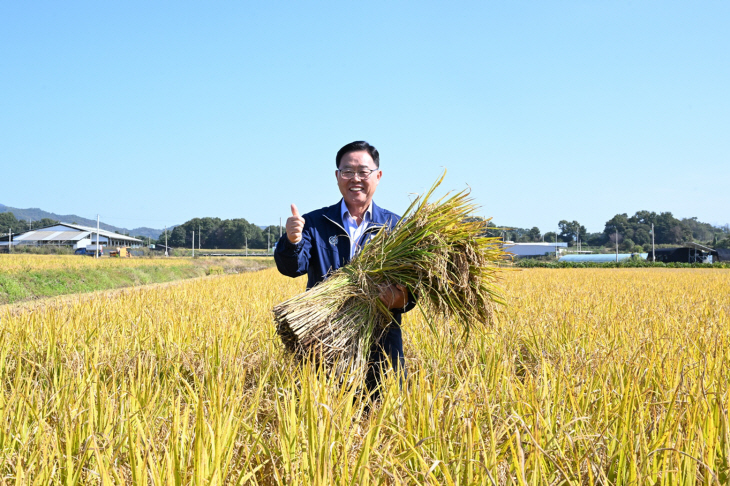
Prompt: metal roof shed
<box><xmin>504</xmin><ymin>242</ymin><xmax>568</xmax><ymax>257</ymax></box>
<box><xmin>559</xmin><ymin>253</ymin><xmax>647</xmax><ymax>263</ymax></box>
<box><xmin>7</xmin><ymin>223</ymin><xmax>143</xmax><ymax>248</ymax></box>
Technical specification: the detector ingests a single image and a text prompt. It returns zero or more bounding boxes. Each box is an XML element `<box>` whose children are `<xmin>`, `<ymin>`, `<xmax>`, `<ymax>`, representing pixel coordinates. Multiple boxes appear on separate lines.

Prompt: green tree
<box><xmin>633</xmin><ymin>228</ymin><xmax>651</xmax><ymax>246</ymax></box>
<box><xmin>604</xmin><ymin>210</ymin><xmax>705</xmax><ymax>246</ymax></box>
<box><xmin>716</xmin><ymin>236</ymin><xmax>730</xmax><ymax>249</ymax></box>
<box><xmin>169</xmin><ymin>226</ymin><xmax>188</xmax><ymax>247</ymax></box>
<box><xmin>653</xmin><ymin>212</ymin><xmax>688</xmax><ymax>244</ymax></box>
<box><xmin>0</xmin><ymin>212</ymin><xmax>24</xmax><ymax>235</ymax></box>
<box><xmin>526</xmin><ymin>227</ymin><xmax>541</xmax><ymax>242</ymax></box>
<box><xmin>681</xmin><ymin>216</ymin><xmax>716</xmax><ymax>242</ymax></box>
<box><xmin>559</xmin><ymin>220</ymin><xmax>586</xmax><ymax>246</ymax></box>
<box><xmin>182</xmin><ymin>217</ymin><xmax>223</xmax><ymax>249</ymax></box>
<box><xmin>629</xmin><ymin>210</ymin><xmax>658</xmax><ymax>227</ymax></box>
<box><xmin>35</xmin><ymin>218</ymin><xmax>59</xmax><ymax>228</ymax></box>
<box><xmin>162</xmin><ymin>217</ymin><xmax>278</xmax><ymax>249</ymax></box>
<box><xmin>221</xmin><ymin>219</ymin><xmax>265</xmax><ymax>249</ymax></box>
<box><xmin>156</xmin><ymin>228</ymin><xmax>173</xmax><ymax>247</ymax></box>
<box><xmin>585</xmin><ymin>232</ymin><xmax>607</xmax><ymax>246</ymax></box>
<box><xmin>0</xmin><ymin>213</ymin><xmax>58</xmax><ymax>235</ymax></box>
<box><xmin>620</xmin><ymin>238</ymin><xmax>635</xmax><ymax>252</ymax></box>
<box><xmin>604</xmin><ymin>214</ymin><xmax>631</xmax><ymax>240</ymax></box>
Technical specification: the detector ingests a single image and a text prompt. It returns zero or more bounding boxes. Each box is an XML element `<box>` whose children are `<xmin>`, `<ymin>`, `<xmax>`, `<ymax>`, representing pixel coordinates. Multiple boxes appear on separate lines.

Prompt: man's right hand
<box><xmin>286</xmin><ymin>204</ymin><xmax>305</xmax><ymax>244</ymax></box>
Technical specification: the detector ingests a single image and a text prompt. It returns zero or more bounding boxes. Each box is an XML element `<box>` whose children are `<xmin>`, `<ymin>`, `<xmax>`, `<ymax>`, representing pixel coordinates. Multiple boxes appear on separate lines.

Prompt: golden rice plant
<box><xmin>0</xmin><ymin>254</ymin><xmax>188</xmax><ymax>274</ymax></box>
<box><xmin>0</xmin><ymin>264</ymin><xmax>728</xmax><ymax>484</ymax></box>
<box><xmin>274</xmin><ymin>173</ymin><xmax>506</xmax><ymax>380</ymax></box>
<box><xmin>0</xmin><ymin>254</ymin><xmax>272</xmax><ymax>275</ymax></box>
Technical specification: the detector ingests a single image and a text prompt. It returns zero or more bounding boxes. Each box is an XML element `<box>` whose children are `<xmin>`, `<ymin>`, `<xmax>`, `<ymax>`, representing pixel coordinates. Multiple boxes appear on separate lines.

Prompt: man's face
<box><xmin>335</xmin><ymin>150</ymin><xmax>382</xmax><ymax>210</ymax></box>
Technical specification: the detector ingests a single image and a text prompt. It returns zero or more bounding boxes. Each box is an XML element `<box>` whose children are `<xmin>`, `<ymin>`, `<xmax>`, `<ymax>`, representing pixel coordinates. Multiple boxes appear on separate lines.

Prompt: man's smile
<box><xmin>336</xmin><ymin>149</ymin><xmax>382</xmax><ymax>217</ymax></box>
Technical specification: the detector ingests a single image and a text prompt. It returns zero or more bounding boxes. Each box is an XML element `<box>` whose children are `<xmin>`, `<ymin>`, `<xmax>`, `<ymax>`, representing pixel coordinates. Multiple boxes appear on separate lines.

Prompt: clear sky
<box><xmin>2</xmin><ymin>2</ymin><xmax>728</xmax><ymax>233</ymax></box>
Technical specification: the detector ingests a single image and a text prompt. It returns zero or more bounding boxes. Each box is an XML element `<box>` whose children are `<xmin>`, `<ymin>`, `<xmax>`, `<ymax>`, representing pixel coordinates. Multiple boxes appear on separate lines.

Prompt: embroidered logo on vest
<box><xmin>329</xmin><ymin>235</ymin><xmax>338</xmax><ymax>246</ymax></box>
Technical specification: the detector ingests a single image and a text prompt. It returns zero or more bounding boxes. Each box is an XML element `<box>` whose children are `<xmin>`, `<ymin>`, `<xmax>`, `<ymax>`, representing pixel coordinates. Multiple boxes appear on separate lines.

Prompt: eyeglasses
<box><xmin>338</xmin><ymin>168</ymin><xmax>380</xmax><ymax>180</ymax></box>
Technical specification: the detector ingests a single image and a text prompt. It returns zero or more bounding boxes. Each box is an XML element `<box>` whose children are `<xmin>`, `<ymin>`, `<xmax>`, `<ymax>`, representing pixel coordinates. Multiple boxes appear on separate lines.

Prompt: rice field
<box><xmin>0</xmin><ymin>267</ymin><xmax>728</xmax><ymax>484</ymax></box>
<box><xmin>0</xmin><ymin>255</ymin><xmax>189</xmax><ymax>274</ymax></box>
<box><xmin>0</xmin><ymin>255</ymin><xmax>274</xmax><ymax>275</ymax></box>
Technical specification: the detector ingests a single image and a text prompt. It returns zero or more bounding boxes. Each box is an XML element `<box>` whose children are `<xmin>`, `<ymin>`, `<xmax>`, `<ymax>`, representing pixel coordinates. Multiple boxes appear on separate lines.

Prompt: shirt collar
<box><xmin>340</xmin><ymin>199</ymin><xmax>373</xmax><ymax>222</ymax></box>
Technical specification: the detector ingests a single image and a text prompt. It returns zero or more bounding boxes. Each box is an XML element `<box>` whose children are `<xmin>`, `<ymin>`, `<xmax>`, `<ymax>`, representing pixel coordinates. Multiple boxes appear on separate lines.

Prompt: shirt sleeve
<box><xmin>274</xmin><ymin>222</ymin><xmax>313</xmax><ymax>278</ymax></box>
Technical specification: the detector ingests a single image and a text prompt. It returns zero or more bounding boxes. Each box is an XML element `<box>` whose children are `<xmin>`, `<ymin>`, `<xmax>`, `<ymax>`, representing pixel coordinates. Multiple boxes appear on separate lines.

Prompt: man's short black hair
<box><xmin>336</xmin><ymin>141</ymin><xmax>380</xmax><ymax>168</ymax></box>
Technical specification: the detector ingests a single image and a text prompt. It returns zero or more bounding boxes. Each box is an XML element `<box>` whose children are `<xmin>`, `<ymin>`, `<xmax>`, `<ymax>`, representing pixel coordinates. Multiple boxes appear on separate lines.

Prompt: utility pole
<box><xmin>198</xmin><ymin>225</ymin><xmax>201</xmax><ymax>250</ymax></box>
<box><xmin>615</xmin><ymin>229</ymin><xmax>619</xmax><ymax>262</ymax></box>
<box><xmin>245</xmin><ymin>236</ymin><xmax>248</xmax><ymax>257</ymax></box>
<box><xmin>165</xmin><ymin>226</ymin><xmax>168</xmax><ymax>257</ymax></box>
<box><xmin>268</xmin><ymin>227</ymin><xmax>271</xmax><ymax>254</ymax></box>
<box><xmin>28</xmin><ymin>218</ymin><xmax>31</xmax><ymax>231</ymax></box>
<box><xmin>192</xmin><ymin>231</ymin><xmax>195</xmax><ymax>258</ymax></box>
<box><xmin>96</xmin><ymin>214</ymin><xmax>100</xmax><ymax>258</ymax></box>
<box><xmin>651</xmin><ymin>223</ymin><xmax>655</xmax><ymax>262</ymax></box>
<box><xmin>8</xmin><ymin>228</ymin><xmax>12</xmax><ymax>252</ymax></box>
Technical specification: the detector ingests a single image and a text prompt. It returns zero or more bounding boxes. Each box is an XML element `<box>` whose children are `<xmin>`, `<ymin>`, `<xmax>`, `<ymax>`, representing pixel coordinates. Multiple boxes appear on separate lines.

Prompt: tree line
<box><xmin>161</xmin><ymin>211</ymin><xmax>730</xmax><ymax>252</ymax></box>
<box><xmin>4</xmin><ymin>210</ymin><xmax>729</xmax><ymax>251</ymax></box>
<box><xmin>154</xmin><ymin>217</ymin><xmax>282</xmax><ymax>250</ymax></box>
<box><xmin>0</xmin><ymin>212</ymin><xmax>59</xmax><ymax>235</ymax></box>
<box><xmin>487</xmin><ymin>210</ymin><xmax>730</xmax><ymax>251</ymax></box>
<box><xmin>0</xmin><ymin>212</ymin><xmax>281</xmax><ymax>250</ymax></box>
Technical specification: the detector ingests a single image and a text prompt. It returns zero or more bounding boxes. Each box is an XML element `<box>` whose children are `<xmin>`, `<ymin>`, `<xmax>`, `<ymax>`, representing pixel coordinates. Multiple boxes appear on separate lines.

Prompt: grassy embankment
<box><xmin>0</xmin><ymin>254</ymin><xmax>274</xmax><ymax>305</ymax></box>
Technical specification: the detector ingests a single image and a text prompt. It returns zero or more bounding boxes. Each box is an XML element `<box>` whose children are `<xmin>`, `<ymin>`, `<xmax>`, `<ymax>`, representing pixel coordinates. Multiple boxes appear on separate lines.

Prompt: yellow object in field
<box><xmin>109</xmin><ymin>247</ymin><xmax>130</xmax><ymax>257</ymax></box>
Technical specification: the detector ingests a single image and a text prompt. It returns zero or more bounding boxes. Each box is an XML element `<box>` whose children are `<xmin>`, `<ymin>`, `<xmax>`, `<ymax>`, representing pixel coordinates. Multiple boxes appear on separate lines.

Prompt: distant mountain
<box><xmin>128</xmin><ymin>227</ymin><xmax>165</xmax><ymax>239</ymax></box>
<box><xmin>0</xmin><ymin>204</ymin><xmax>165</xmax><ymax>239</ymax></box>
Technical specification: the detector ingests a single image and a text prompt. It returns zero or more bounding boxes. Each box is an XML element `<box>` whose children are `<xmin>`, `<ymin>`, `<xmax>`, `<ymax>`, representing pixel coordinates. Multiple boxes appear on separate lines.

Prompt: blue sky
<box><xmin>2</xmin><ymin>2</ymin><xmax>728</xmax><ymax>233</ymax></box>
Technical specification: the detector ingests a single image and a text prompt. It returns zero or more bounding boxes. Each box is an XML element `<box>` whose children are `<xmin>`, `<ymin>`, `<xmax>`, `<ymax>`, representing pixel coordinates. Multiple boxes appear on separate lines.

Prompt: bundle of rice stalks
<box><xmin>273</xmin><ymin>172</ymin><xmax>507</xmax><ymax>380</ymax></box>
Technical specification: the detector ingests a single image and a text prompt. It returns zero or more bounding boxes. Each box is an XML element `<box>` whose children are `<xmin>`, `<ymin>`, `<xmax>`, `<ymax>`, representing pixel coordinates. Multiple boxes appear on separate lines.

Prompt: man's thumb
<box><xmin>291</xmin><ymin>204</ymin><xmax>300</xmax><ymax>217</ymax></box>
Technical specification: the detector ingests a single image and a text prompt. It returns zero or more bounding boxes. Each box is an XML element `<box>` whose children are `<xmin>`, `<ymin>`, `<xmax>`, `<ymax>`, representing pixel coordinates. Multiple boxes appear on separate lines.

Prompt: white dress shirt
<box><xmin>340</xmin><ymin>199</ymin><xmax>373</xmax><ymax>260</ymax></box>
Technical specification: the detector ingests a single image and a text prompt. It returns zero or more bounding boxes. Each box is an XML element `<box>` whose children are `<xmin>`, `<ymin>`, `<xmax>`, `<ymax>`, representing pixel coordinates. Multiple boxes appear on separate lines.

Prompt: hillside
<box><xmin>0</xmin><ymin>204</ymin><xmax>164</xmax><ymax>238</ymax></box>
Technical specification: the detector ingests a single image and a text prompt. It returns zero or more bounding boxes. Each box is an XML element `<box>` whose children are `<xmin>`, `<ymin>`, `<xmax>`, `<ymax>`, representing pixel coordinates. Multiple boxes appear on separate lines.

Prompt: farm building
<box><xmin>558</xmin><ymin>243</ymin><xmax>720</xmax><ymax>264</ymax></box>
<box><xmin>651</xmin><ymin>243</ymin><xmax>714</xmax><ymax>263</ymax></box>
<box><xmin>714</xmin><ymin>249</ymin><xmax>730</xmax><ymax>262</ymax></box>
<box><xmin>152</xmin><ymin>244</ymin><xmax>173</xmax><ymax>255</ymax></box>
<box><xmin>503</xmin><ymin>242</ymin><xmax>568</xmax><ymax>258</ymax></box>
<box><xmin>0</xmin><ymin>223</ymin><xmax>142</xmax><ymax>250</ymax></box>
<box><xmin>559</xmin><ymin>253</ymin><xmax>648</xmax><ymax>263</ymax></box>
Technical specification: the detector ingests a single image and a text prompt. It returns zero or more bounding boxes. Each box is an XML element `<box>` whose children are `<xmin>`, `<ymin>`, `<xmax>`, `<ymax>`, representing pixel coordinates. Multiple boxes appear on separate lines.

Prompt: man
<box><xmin>274</xmin><ymin>140</ymin><xmax>415</xmax><ymax>394</ymax></box>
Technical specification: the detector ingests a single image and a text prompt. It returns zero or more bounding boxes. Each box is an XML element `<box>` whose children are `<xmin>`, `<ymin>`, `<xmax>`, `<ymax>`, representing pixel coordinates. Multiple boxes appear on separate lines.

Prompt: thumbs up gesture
<box><xmin>286</xmin><ymin>204</ymin><xmax>305</xmax><ymax>244</ymax></box>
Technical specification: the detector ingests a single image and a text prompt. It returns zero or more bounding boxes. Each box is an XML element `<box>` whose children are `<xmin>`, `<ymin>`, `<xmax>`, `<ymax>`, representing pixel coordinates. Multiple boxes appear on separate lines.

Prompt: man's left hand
<box><xmin>378</xmin><ymin>283</ymin><xmax>408</xmax><ymax>309</ymax></box>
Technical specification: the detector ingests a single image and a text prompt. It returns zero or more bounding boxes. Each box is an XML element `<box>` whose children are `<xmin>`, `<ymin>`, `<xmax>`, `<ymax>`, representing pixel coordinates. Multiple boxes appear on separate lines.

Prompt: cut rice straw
<box><xmin>273</xmin><ymin>171</ymin><xmax>508</xmax><ymax>381</ymax></box>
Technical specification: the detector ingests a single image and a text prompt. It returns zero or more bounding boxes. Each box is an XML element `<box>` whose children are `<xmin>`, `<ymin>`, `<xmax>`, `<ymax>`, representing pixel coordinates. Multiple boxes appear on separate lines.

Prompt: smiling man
<box><xmin>274</xmin><ymin>140</ymin><xmax>415</xmax><ymax>395</ymax></box>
